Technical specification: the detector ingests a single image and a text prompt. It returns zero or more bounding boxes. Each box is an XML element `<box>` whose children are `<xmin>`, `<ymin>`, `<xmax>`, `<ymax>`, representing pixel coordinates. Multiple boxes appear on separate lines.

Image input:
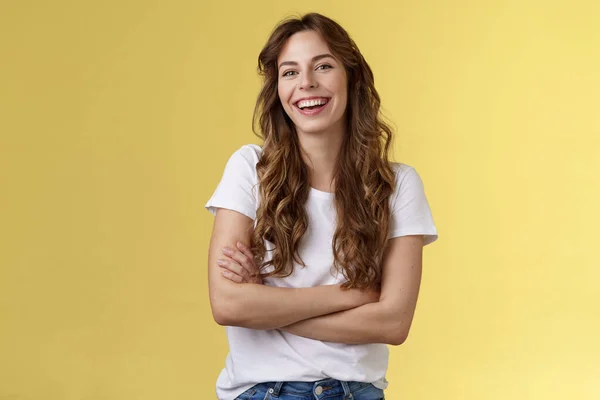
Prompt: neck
<box><xmin>296</xmin><ymin>120</ymin><xmax>345</xmax><ymax>192</ymax></box>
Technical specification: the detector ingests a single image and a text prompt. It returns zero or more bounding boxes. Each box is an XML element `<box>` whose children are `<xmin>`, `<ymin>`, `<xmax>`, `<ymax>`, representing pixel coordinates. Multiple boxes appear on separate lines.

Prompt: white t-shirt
<box><xmin>205</xmin><ymin>144</ymin><xmax>438</xmax><ymax>400</ymax></box>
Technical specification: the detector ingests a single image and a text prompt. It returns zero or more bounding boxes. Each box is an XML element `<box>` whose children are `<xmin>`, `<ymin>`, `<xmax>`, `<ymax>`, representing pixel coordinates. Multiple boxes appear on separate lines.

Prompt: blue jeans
<box><xmin>234</xmin><ymin>378</ymin><xmax>385</xmax><ymax>400</ymax></box>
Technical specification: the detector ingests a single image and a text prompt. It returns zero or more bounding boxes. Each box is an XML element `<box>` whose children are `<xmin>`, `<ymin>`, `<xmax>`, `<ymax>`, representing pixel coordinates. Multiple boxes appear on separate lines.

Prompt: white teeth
<box><xmin>297</xmin><ymin>98</ymin><xmax>328</xmax><ymax>109</ymax></box>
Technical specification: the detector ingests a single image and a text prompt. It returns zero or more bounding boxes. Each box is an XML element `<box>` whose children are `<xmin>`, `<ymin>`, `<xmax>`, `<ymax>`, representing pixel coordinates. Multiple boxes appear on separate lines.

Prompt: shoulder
<box><xmin>387</xmin><ymin>161</ymin><xmax>438</xmax><ymax>244</ymax></box>
<box><xmin>231</xmin><ymin>143</ymin><xmax>263</xmax><ymax>164</ymax></box>
<box><xmin>390</xmin><ymin>162</ymin><xmax>421</xmax><ymax>186</ymax></box>
<box><xmin>205</xmin><ymin>144</ymin><xmax>263</xmax><ymax>219</ymax></box>
<box><xmin>388</xmin><ymin>161</ymin><xmax>429</xmax><ymax>204</ymax></box>
<box><xmin>390</xmin><ymin>161</ymin><xmax>414</xmax><ymax>176</ymax></box>
<box><xmin>222</xmin><ymin>144</ymin><xmax>263</xmax><ymax>178</ymax></box>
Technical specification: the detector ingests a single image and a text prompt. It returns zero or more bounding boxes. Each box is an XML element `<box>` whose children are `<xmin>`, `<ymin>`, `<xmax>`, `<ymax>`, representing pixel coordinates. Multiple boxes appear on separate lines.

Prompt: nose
<box><xmin>299</xmin><ymin>71</ymin><xmax>318</xmax><ymax>90</ymax></box>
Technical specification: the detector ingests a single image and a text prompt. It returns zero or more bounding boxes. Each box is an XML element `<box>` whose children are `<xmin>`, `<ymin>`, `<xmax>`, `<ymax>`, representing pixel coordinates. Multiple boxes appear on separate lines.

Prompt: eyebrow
<box><xmin>278</xmin><ymin>53</ymin><xmax>335</xmax><ymax>69</ymax></box>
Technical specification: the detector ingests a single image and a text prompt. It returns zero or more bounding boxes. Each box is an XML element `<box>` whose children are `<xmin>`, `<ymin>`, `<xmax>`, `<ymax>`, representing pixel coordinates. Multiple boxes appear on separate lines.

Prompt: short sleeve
<box><xmin>204</xmin><ymin>145</ymin><xmax>260</xmax><ymax>220</ymax></box>
<box><xmin>388</xmin><ymin>165</ymin><xmax>438</xmax><ymax>246</ymax></box>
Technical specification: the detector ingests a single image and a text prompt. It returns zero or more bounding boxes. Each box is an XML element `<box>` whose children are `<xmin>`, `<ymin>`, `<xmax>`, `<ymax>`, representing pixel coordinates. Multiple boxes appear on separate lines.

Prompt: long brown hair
<box><xmin>250</xmin><ymin>12</ymin><xmax>396</xmax><ymax>290</ymax></box>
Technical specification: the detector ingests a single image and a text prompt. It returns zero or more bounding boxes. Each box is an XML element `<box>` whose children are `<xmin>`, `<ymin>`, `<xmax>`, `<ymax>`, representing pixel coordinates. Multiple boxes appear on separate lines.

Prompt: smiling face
<box><xmin>277</xmin><ymin>30</ymin><xmax>348</xmax><ymax>136</ymax></box>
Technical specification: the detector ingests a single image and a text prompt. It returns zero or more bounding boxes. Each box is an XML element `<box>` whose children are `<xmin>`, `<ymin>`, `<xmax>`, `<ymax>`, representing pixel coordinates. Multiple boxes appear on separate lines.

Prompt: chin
<box><xmin>295</xmin><ymin>123</ymin><xmax>332</xmax><ymax>134</ymax></box>
<box><xmin>295</xmin><ymin>116</ymin><xmax>343</xmax><ymax>133</ymax></box>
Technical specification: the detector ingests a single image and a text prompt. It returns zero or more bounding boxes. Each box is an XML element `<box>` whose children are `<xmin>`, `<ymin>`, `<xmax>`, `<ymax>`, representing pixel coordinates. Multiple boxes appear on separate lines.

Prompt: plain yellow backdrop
<box><xmin>1</xmin><ymin>0</ymin><xmax>599</xmax><ymax>399</ymax></box>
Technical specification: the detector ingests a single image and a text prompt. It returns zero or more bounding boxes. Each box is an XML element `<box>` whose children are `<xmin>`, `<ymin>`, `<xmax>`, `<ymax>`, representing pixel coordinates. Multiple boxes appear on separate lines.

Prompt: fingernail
<box><xmin>222</xmin><ymin>248</ymin><xmax>232</xmax><ymax>255</ymax></box>
<box><xmin>217</xmin><ymin>259</ymin><xmax>226</xmax><ymax>265</ymax></box>
<box><xmin>237</xmin><ymin>241</ymin><xmax>243</xmax><ymax>248</ymax></box>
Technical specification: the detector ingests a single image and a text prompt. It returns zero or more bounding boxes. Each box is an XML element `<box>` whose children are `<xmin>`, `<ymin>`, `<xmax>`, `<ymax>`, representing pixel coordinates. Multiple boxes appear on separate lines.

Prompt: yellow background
<box><xmin>1</xmin><ymin>0</ymin><xmax>598</xmax><ymax>399</ymax></box>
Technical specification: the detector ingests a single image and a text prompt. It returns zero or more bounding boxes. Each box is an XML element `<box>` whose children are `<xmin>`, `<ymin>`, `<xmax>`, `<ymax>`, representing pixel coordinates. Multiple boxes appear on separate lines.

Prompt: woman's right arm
<box><xmin>208</xmin><ymin>208</ymin><xmax>377</xmax><ymax>330</ymax></box>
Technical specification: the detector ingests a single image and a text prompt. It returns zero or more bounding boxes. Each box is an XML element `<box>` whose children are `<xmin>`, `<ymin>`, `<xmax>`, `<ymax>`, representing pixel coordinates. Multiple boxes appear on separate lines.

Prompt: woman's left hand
<box><xmin>217</xmin><ymin>241</ymin><xmax>262</xmax><ymax>284</ymax></box>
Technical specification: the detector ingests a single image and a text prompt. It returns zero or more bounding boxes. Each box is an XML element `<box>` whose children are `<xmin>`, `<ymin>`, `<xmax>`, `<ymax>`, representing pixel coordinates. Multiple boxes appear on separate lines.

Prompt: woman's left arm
<box><xmin>279</xmin><ymin>234</ymin><xmax>424</xmax><ymax>346</ymax></box>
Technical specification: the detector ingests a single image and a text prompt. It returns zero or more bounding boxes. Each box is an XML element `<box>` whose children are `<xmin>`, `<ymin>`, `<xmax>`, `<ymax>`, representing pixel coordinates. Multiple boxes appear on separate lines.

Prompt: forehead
<box><xmin>277</xmin><ymin>30</ymin><xmax>332</xmax><ymax>64</ymax></box>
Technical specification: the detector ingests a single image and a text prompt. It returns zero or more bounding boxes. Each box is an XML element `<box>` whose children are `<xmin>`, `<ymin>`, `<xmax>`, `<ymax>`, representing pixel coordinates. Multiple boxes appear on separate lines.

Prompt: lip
<box><xmin>293</xmin><ymin>96</ymin><xmax>331</xmax><ymax>116</ymax></box>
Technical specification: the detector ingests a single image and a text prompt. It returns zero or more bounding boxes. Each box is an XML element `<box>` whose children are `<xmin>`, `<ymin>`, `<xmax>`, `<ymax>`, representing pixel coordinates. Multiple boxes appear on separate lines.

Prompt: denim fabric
<box><xmin>234</xmin><ymin>378</ymin><xmax>385</xmax><ymax>400</ymax></box>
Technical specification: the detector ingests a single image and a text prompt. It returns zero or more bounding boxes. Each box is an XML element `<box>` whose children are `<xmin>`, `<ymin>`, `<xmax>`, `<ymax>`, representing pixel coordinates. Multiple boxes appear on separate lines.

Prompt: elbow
<box><xmin>210</xmin><ymin>293</ymin><xmax>240</xmax><ymax>326</ymax></box>
<box><xmin>212</xmin><ymin>307</ymin><xmax>233</xmax><ymax>326</ymax></box>
<box><xmin>385</xmin><ymin>320</ymin><xmax>410</xmax><ymax>346</ymax></box>
<box><xmin>380</xmin><ymin>304</ymin><xmax>415</xmax><ymax>345</ymax></box>
<box><xmin>210</xmin><ymin>278</ymin><xmax>253</xmax><ymax>326</ymax></box>
<box><xmin>387</xmin><ymin>330</ymin><xmax>409</xmax><ymax>346</ymax></box>
<box><xmin>210</xmin><ymin>285</ymin><xmax>265</xmax><ymax>328</ymax></box>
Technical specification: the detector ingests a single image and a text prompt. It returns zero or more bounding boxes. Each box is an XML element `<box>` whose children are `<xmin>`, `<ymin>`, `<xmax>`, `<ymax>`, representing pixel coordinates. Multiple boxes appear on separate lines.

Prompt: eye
<box><xmin>316</xmin><ymin>64</ymin><xmax>332</xmax><ymax>71</ymax></box>
<box><xmin>282</xmin><ymin>70</ymin><xmax>297</xmax><ymax>77</ymax></box>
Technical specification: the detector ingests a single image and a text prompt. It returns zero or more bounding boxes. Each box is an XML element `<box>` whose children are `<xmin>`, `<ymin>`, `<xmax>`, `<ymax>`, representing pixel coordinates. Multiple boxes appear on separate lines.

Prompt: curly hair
<box><xmin>250</xmin><ymin>12</ymin><xmax>396</xmax><ymax>290</ymax></box>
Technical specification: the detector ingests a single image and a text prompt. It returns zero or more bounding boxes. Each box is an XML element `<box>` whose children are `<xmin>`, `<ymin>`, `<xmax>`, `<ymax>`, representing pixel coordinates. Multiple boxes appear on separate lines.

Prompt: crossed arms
<box><xmin>207</xmin><ymin>208</ymin><xmax>424</xmax><ymax>346</ymax></box>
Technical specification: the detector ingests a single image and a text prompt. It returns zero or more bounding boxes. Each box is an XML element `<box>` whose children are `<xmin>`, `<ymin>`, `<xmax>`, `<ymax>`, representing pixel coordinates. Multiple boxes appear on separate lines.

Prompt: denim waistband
<box><xmin>270</xmin><ymin>379</ymin><xmax>352</xmax><ymax>396</ymax></box>
<box><xmin>241</xmin><ymin>378</ymin><xmax>383</xmax><ymax>399</ymax></box>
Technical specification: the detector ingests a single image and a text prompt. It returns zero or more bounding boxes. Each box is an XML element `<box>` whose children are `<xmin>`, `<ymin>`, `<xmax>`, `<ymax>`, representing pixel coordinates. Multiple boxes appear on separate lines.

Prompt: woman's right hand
<box><xmin>217</xmin><ymin>241</ymin><xmax>263</xmax><ymax>284</ymax></box>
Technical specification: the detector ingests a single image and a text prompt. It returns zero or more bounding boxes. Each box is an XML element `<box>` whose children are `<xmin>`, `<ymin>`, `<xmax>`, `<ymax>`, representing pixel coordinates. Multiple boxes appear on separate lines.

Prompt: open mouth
<box><xmin>294</xmin><ymin>97</ymin><xmax>330</xmax><ymax>114</ymax></box>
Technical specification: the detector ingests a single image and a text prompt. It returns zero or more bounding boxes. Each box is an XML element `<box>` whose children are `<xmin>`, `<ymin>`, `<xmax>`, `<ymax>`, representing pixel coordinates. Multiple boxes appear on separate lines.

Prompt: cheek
<box><xmin>331</xmin><ymin>80</ymin><xmax>348</xmax><ymax>109</ymax></box>
<box><xmin>277</xmin><ymin>82</ymin><xmax>291</xmax><ymax>103</ymax></box>
<box><xmin>329</xmin><ymin>75</ymin><xmax>347</xmax><ymax>97</ymax></box>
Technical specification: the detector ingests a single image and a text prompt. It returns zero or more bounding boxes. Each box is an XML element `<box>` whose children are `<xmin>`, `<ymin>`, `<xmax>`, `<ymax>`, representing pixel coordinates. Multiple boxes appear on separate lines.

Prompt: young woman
<box><xmin>205</xmin><ymin>12</ymin><xmax>438</xmax><ymax>400</ymax></box>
